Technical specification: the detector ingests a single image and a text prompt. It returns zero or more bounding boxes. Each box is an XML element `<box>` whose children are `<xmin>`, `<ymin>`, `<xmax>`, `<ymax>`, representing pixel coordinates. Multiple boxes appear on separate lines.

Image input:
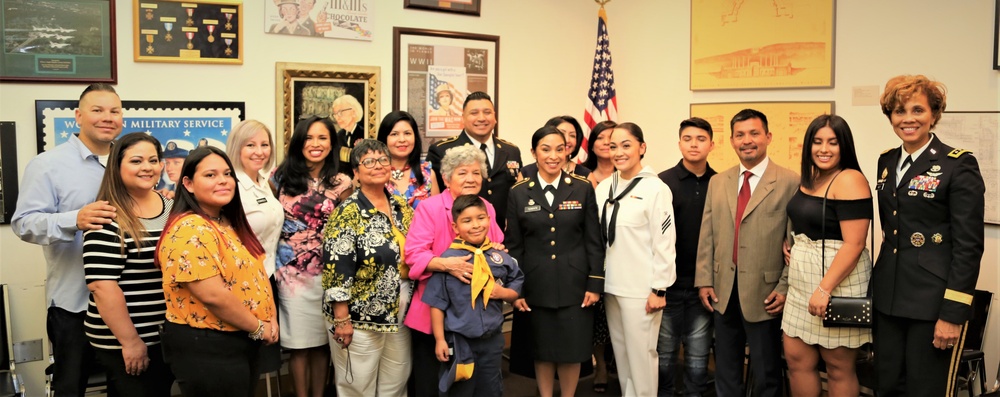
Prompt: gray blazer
<box><xmin>694</xmin><ymin>159</ymin><xmax>798</xmax><ymax>323</ymax></box>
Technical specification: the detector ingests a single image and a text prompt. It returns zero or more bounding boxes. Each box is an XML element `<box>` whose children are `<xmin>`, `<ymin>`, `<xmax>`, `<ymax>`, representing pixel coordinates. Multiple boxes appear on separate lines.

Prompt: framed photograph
<box><xmin>393</xmin><ymin>27</ymin><xmax>498</xmax><ymax>152</ymax></box>
<box><xmin>404</xmin><ymin>0</ymin><xmax>481</xmax><ymax>17</ymax></box>
<box><xmin>275</xmin><ymin>62</ymin><xmax>380</xmax><ymax>160</ymax></box>
<box><xmin>265</xmin><ymin>0</ymin><xmax>373</xmax><ymax>41</ymax></box>
<box><xmin>690</xmin><ymin>0</ymin><xmax>835</xmax><ymax>90</ymax></box>
<box><xmin>0</xmin><ymin>0</ymin><xmax>117</xmax><ymax>83</ymax></box>
<box><xmin>690</xmin><ymin>101</ymin><xmax>835</xmax><ymax>173</ymax></box>
<box><xmin>35</xmin><ymin>100</ymin><xmax>245</xmax><ymax>198</ymax></box>
<box><xmin>934</xmin><ymin>111</ymin><xmax>1000</xmax><ymax>224</ymax></box>
<box><xmin>132</xmin><ymin>0</ymin><xmax>242</xmax><ymax>64</ymax></box>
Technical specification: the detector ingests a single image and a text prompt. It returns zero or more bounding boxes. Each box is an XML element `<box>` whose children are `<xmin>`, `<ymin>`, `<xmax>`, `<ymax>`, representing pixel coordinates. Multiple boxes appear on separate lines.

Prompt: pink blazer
<box><xmin>403</xmin><ymin>190</ymin><xmax>504</xmax><ymax>333</ymax></box>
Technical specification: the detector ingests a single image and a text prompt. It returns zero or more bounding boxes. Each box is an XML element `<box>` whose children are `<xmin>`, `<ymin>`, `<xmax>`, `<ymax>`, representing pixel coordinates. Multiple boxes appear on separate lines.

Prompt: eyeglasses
<box><xmin>359</xmin><ymin>156</ymin><xmax>390</xmax><ymax>169</ymax></box>
<box><xmin>333</xmin><ymin>108</ymin><xmax>354</xmax><ymax>118</ymax></box>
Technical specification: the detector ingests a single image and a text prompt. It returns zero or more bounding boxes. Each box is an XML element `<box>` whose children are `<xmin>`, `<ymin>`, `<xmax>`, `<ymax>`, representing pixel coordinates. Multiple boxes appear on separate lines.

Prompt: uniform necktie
<box><xmin>898</xmin><ymin>155</ymin><xmax>913</xmax><ymax>186</ymax></box>
<box><xmin>733</xmin><ymin>171</ymin><xmax>752</xmax><ymax>265</ymax></box>
<box><xmin>480</xmin><ymin>143</ymin><xmax>491</xmax><ymax>172</ymax></box>
<box><xmin>449</xmin><ymin>237</ymin><xmax>495</xmax><ymax>308</ymax></box>
<box><xmin>601</xmin><ymin>174</ymin><xmax>643</xmax><ymax>247</ymax></box>
<box><xmin>543</xmin><ymin>185</ymin><xmax>556</xmax><ymax>206</ymax></box>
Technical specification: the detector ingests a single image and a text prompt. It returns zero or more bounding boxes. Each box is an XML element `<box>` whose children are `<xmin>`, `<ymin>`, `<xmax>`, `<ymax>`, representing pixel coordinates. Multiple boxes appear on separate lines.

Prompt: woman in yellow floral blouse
<box><xmin>155</xmin><ymin>146</ymin><xmax>278</xmax><ymax>397</ymax></box>
<box><xmin>322</xmin><ymin>140</ymin><xmax>414</xmax><ymax>396</ymax></box>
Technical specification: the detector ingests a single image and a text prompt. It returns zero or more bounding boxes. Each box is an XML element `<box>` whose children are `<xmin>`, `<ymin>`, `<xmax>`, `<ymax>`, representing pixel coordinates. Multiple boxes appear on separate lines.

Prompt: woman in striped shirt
<box><xmin>83</xmin><ymin>132</ymin><xmax>175</xmax><ymax>396</ymax></box>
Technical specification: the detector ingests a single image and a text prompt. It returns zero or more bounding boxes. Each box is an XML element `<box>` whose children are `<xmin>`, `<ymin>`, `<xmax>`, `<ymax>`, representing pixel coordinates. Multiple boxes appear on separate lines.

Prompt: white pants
<box><xmin>329</xmin><ymin>327</ymin><xmax>411</xmax><ymax>397</ymax></box>
<box><xmin>606</xmin><ymin>294</ymin><xmax>663</xmax><ymax>397</ymax></box>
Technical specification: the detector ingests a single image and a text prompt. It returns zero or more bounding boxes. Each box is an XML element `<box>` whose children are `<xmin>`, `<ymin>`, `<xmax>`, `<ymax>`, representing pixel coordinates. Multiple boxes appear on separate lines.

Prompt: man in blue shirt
<box><xmin>12</xmin><ymin>83</ymin><xmax>121</xmax><ymax>396</ymax></box>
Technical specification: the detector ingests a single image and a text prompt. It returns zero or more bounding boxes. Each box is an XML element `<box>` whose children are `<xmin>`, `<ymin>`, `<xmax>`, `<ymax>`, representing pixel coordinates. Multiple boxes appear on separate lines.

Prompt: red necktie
<box><xmin>733</xmin><ymin>171</ymin><xmax>752</xmax><ymax>265</ymax></box>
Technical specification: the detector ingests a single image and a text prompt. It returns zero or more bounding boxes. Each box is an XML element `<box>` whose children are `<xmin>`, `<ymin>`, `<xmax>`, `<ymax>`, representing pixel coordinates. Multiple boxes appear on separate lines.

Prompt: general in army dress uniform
<box><xmin>873</xmin><ymin>75</ymin><xmax>986</xmax><ymax>397</ymax></box>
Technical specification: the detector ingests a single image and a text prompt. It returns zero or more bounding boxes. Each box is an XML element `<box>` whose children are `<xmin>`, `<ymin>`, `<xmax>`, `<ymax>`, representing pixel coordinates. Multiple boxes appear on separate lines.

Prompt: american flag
<box><xmin>580</xmin><ymin>6</ymin><xmax>618</xmax><ymax>164</ymax></box>
<box><xmin>429</xmin><ymin>74</ymin><xmax>464</xmax><ymax>116</ymax></box>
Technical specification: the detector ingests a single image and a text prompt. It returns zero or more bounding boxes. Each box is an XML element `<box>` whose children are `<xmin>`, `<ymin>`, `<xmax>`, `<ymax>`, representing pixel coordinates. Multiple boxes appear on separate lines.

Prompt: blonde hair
<box><xmin>225</xmin><ymin>120</ymin><xmax>275</xmax><ymax>174</ymax></box>
<box><xmin>880</xmin><ymin>74</ymin><xmax>948</xmax><ymax>128</ymax></box>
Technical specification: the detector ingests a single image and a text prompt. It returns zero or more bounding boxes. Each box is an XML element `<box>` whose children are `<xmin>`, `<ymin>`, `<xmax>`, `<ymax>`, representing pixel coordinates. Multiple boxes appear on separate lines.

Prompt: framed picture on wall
<box><xmin>132</xmin><ymin>0</ymin><xmax>243</xmax><ymax>64</ymax></box>
<box><xmin>275</xmin><ymin>62</ymin><xmax>380</xmax><ymax>161</ymax></box>
<box><xmin>404</xmin><ymin>0</ymin><xmax>481</xmax><ymax>17</ymax></box>
<box><xmin>0</xmin><ymin>121</ymin><xmax>17</xmax><ymax>224</ymax></box>
<box><xmin>994</xmin><ymin>0</ymin><xmax>999</xmax><ymax>69</ymax></box>
<box><xmin>264</xmin><ymin>0</ymin><xmax>373</xmax><ymax>41</ymax></box>
<box><xmin>0</xmin><ymin>0</ymin><xmax>117</xmax><ymax>83</ymax></box>
<box><xmin>690</xmin><ymin>0</ymin><xmax>835</xmax><ymax>90</ymax></box>
<box><xmin>393</xmin><ymin>27</ymin><xmax>498</xmax><ymax>154</ymax></box>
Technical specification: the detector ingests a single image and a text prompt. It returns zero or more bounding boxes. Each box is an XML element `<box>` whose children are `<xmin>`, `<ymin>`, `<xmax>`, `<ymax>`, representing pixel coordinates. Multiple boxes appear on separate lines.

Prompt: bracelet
<box><xmin>248</xmin><ymin>319</ymin><xmax>265</xmax><ymax>340</ymax></box>
<box><xmin>817</xmin><ymin>286</ymin><xmax>831</xmax><ymax>299</ymax></box>
<box><xmin>332</xmin><ymin>316</ymin><xmax>352</xmax><ymax>328</ymax></box>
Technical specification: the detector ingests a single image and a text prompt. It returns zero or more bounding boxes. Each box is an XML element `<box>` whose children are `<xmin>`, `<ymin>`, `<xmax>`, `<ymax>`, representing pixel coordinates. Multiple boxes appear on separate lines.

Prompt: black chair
<box><xmin>0</xmin><ymin>285</ymin><xmax>25</xmax><ymax>397</ymax></box>
<box><xmin>955</xmin><ymin>289</ymin><xmax>993</xmax><ymax>397</ymax></box>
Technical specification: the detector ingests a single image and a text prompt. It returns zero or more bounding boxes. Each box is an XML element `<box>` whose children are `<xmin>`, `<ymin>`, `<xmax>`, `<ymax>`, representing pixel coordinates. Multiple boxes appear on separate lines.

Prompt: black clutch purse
<box><xmin>817</xmin><ymin>172</ymin><xmax>873</xmax><ymax>329</ymax></box>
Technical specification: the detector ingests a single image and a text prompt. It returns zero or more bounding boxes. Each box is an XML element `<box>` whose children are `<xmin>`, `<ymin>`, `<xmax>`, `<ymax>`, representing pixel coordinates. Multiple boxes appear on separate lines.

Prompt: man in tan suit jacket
<box><xmin>694</xmin><ymin>109</ymin><xmax>798</xmax><ymax>397</ymax></box>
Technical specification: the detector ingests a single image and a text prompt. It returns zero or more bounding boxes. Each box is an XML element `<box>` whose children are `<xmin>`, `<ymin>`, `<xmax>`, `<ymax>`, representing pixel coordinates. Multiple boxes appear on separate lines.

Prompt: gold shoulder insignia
<box><xmin>496</xmin><ymin>137</ymin><xmax>519</xmax><ymax>148</ymax></box>
<box><xmin>434</xmin><ymin>136</ymin><xmax>460</xmax><ymax>146</ymax></box>
<box><xmin>511</xmin><ymin>179</ymin><xmax>530</xmax><ymax>189</ymax></box>
<box><xmin>880</xmin><ymin>148</ymin><xmax>894</xmax><ymax>155</ymax></box>
<box><xmin>948</xmin><ymin>149</ymin><xmax>972</xmax><ymax>158</ymax></box>
<box><xmin>570</xmin><ymin>173</ymin><xmax>589</xmax><ymax>183</ymax></box>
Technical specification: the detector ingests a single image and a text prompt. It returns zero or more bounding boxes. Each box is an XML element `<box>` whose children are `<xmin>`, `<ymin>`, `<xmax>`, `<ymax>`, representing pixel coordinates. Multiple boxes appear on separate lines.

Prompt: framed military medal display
<box><xmin>132</xmin><ymin>0</ymin><xmax>243</xmax><ymax>64</ymax></box>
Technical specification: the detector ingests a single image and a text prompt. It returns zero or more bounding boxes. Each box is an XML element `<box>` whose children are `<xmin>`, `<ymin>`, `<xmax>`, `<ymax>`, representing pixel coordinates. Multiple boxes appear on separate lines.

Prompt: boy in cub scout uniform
<box><xmin>872</xmin><ymin>75</ymin><xmax>985</xmax><ymax>397</ymax></box>
<box><xmin>426</xmin><ymin>92</ymin><xmax>521</xmax><ymax>230</ymax></box>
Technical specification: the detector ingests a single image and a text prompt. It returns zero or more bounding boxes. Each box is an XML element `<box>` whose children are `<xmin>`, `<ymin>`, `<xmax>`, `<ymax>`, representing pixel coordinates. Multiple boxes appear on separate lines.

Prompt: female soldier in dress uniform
<box><xmin>507</xmin><ymin>126</ymin><xmax>605</xmax><ymax>397</ymax></box>
<box><xmin>872</xmin><ymin>74</ymin><xmax>985</xmax><ymax>397</ymax></box>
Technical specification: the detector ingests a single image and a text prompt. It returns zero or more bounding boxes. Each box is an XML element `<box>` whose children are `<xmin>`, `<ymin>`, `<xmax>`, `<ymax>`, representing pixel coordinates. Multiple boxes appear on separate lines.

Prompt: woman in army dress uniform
<box><xmin>872</xmin><ymin>75</ymin><xmax>985</xmax><ymax>397</ymax></box>
<box><xmin>507</xmin><ymin>126</ymin><xmax>605</xmax><ymax>397</ymax></box>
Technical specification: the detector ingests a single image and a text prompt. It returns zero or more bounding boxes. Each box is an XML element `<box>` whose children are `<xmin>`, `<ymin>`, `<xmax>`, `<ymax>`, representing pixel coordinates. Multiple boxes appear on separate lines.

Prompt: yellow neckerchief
<box><xmin>448</xmin><ymin>237</ymin><xmax>495</xmax><ymax>308</ymax></box>
<box><xmin>388</xmin><ymin>213</ymin><xmax>409</xmax><ymax>280</ymax></box>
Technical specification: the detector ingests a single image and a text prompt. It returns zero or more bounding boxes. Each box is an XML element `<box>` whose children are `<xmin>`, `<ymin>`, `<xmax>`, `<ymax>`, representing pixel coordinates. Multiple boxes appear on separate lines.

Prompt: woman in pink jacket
<box><xmin>404</xmin><ymin>144</ymin><xmax>505</xmax><ymax>396</ymax></box>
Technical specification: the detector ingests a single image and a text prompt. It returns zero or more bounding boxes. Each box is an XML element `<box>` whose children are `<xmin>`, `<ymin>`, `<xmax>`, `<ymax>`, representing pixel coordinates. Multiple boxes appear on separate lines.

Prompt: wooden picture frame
<box><xmin>132</xmin><ymin>0</ymin><xmax>243</xmax><ymax>64</ymax></box>
<box><xmin>404</xmin><ymin>0</ymin><xmax>481</xmax><ymax>17</ymax></box>
<box><xmin>0</xmin><ymin>0</ymin><xmax>117</xmax><ymax>83</ymax></box>
<box><xmin>275</xmin><ymin>62</ymin><xmax>380</xmax><ymax>161</ymax></box>
<box><xmin>393</xmin><ymin>27</ymin><xmax>499</xmax><ymax>153</ymax></box>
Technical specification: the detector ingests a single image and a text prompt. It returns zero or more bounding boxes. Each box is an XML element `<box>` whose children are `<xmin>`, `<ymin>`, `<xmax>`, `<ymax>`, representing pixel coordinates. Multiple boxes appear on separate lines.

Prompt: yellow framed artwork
<box><xmin>690</xmin><ymin>0</ymin><xmax>834</xmax><ymax>90</ymax></box>
<box><xmin>133</xmin><ymin>0</ymin><xmax>242</xmax><ymax>64</ymax></box>
<box><xmin>690</xmin><ymin>101</ymin><xmax>834</xmax><ymax>173</ymax></box>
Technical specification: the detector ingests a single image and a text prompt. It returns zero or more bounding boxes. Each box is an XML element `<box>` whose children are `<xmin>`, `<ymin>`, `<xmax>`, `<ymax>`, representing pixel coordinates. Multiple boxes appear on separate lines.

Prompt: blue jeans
<box><xmin>657</xmin><ymin>287</ymin><xmax>712</xmax><ymax>397</ymax></box>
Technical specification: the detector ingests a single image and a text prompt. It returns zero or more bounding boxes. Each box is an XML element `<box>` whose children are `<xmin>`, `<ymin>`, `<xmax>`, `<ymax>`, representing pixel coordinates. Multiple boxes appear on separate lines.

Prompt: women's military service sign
<box><xmin>132</xmin><ymin>0</ymin><xmax>243</xmax><ymax>64</ymax></box>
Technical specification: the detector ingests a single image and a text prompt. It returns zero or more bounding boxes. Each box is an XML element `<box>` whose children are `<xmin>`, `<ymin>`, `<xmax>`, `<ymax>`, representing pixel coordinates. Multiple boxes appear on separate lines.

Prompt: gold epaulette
<box><xmin>496</xmin><ymin>137</ymin><xmax>519</xmax><ymax>148</ymax></box>
<box><xmin>434</xmin><ymin>136</ymin><xmax>460</xmax><ymax>146</ymax></box>
<box><xmin>570</xmin><ymin>173</ymin><xmax>589</xmax><ymax>183</ymax></box>
<box><xmin>880</xmin><ymin>147</ymin><xmax>894</xmax><ymax>155</ymax></box>
<box><xmin>511</xmin><ymin>179</ymin><xmax>530</xmax><ymax>189</ymax></box>
<box><xmin>948</xmin><ymin>149</ymin><xmax>972</xmax><ymax>158</ymax></box>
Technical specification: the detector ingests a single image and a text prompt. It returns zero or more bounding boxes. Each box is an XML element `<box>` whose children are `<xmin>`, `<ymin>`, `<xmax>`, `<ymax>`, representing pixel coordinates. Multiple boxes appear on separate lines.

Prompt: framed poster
<box><xmin>0</xmin><ymin>0</ymin><xmax>117</xmax><ymax>83</ymax></box>
<box><xmin>690</xmin><ymin>101</ymin><xmax>834</xmax><ymax>173</ymax></box>
<box><xmin>265</xmin><ymin>0</ymin><xmax>372</xmax><ymax>41</ymax></box>
<box><xmin>36</xmin><ymin>100</ymin><xmax>245</xmax><ymax>198</ymax></box>
<box><xmin>132</xmin><ymin>0</ymin><xmax>242</xmax><ymax>64</ymax></box>
<box><xmin>404</xmin><ymin>0</ymin><xmax>481</xmax><ymax>17</ymax></box>
<box><xmin>934</xmin><ymin>111</ymin><xmax>999</xmax><ymax>224</ymax></box>
<box><xmin>393</xmin><ymin>27</ymin><xmax>498</xmax><ymax>152</ymax></box>
<box><xmin>690</xmin><ymin>0</ymin><xmax>835</xmax><ymax>90</ymax></box>
<box><xmin>275</xmin><ymin>62</ymin><xmax>380</xmax><ymax>160</ymax></box>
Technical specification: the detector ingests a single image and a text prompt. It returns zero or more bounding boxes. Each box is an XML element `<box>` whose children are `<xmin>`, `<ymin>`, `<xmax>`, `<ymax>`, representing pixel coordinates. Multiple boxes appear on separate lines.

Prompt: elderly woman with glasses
<box><xmin>322</xmin><ymin>140</ymin><xmax>414</xmax><ymax>396</ymax></box>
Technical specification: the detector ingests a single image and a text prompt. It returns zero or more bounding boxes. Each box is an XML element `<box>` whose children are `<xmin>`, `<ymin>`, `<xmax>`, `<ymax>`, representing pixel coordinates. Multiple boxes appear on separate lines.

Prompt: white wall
<box><xmin>2</xmin><ymin>0</ymin><xmax>998</xmax><ymax>394</ymax></box>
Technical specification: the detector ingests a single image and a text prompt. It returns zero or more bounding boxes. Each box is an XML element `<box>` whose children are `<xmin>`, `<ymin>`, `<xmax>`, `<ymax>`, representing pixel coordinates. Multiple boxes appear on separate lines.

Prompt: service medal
<box><xmin>932</xmin><ymin>233</ymin><xmax>943</xmax><ymax>244</ymax></box>
<box><xmin>911</xmin><ymin>232</ymin><xmax>925</xmax><ymax>247</ymax></box>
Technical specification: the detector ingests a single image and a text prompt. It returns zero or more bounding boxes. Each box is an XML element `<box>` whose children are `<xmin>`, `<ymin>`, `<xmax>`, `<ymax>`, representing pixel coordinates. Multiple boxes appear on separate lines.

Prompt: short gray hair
<box><xmin>225</xmin><ymin>120</ymin><xmax>275</xmax><ymax>173</ymax></box>
<box><xmin>350</xmin><ymin>139</ymin><xmax>389</xmax><ymax>169</ymax></box>
<box><xmin>331</xmin><ymin>94</ymin><xmax>363</xmax><ymax>123</ymax></box>
<box><xmin>440</xmin><ymin>144</ymin><xmax>487</xmax><ymax>181</ymax></box>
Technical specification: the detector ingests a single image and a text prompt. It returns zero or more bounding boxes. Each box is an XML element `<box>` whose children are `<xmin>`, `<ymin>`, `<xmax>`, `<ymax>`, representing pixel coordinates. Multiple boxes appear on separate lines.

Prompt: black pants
<box><xmin>874</xmin><ymin>311</ymin><xmax>963</xmax><ymax>397</ymax></box>
<box><xmin>160</xmin><ymin>322</ymin><xmax>261</xmax><ymax>397</ymax></box>
<box><xmin>94</xmin><ymin>346</ymin><xmax>174</xmax><ymax>397</ymax></box>
<box><xmin>47</xmin><ymin>306</ymin><xmax>97</xmax><ymax>397</ymax></box>
<box><xmin>440</xmin><ymin>331</ymin><xmax>505</xmax><ymax>397</ymax></box>
<box><xmin>712</xmin><ymin>280</ymin><xmax>783</xmax><ymax>397</ymax></box>
<box><xmin>410</xmin><ymin>330</ymin><xmax>440</xmax><ymax>397</ymax></box>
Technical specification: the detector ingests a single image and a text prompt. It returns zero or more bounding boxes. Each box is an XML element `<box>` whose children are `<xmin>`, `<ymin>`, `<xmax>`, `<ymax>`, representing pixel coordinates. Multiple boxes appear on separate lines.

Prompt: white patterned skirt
<box><xmin>781</xmin><ymin>233</ymin><xmax>873</xmax><ymax>349</ymax></box>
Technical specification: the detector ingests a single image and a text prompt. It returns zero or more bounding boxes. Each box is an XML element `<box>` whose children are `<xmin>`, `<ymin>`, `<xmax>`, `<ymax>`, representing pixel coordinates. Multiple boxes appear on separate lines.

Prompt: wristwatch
<box><xmin>651</xmin><ymin>288</ymin><xmax>667</xmax><ymax>297</ymax></box>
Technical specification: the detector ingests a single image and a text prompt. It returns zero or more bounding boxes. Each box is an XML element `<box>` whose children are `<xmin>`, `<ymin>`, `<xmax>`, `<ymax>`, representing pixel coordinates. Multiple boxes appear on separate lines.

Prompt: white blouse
<box><xmin>237</xmin><ymin>170</ymin><xmax>284</xmax><ymax>276</ymax></box>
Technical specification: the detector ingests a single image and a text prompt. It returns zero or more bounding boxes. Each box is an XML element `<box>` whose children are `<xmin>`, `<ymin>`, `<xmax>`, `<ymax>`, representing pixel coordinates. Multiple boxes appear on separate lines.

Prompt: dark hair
<box><xmin>79</xmin><ymin>83</ymin><xmax>117</xmax><ymax>101</ymax></box>
<box><xmin>800</xmin><ymin>114</ymin><xmax>862</xmax><ymax>189</ymax></box>
<box><xmin>157</xmin><ymin>147</ymin><xmax>265</xmax><ymax>265</ymax></box>
<box><xmin>273</xmin><ymin>116</ymin><xmax>342</xmax><ymax>196</ymax></box>
<box><xmin>679</xmin><ymin>117</ymin><xmax>713</xmax><ymax>139</ymax></box>
<box><xmin>349</xmin><ymin>139</ymin><xmax>390</xmax><ymax>169</ymax></box>
<box><xmin>583</xmin><ymin>120</ymin><xmax>618</xmax><ymax>170</ymax></box>
<box><xmin>376</xmin><ymin>111</ymin><xmax>425</xmax><ymax>186</ymax></box>
<box><xmin>730</xmin><ymin>109</ymin><xmax>769</xmax><ymax>136</ymax></box>
<box><xmin>463</xmin><ymin>91</ymin><xmax>493</xmax><ymax>109</ymax></box>
<box><xmin>543</xmin><ymin>116</ymin><xmax>585</xmax><ymax>158</ymax></box>
<box><xmin>530</xmin><ymin>125</ymin><xmax>567</xmax><ymax>151</ymax></box>
<box><xmin>97</xmin><ymin>133</ymin><xmax>163</xmax><ymax>253</ymax></box>
<box><xmin>611</xmin><ymin>122</ymin><xmax>646</xmax><ymax>159</ymax></box>
<box><xmin>451</xmin><ymin>194</ymin><xmax>487</xmax><ymax>220</ymax></box>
